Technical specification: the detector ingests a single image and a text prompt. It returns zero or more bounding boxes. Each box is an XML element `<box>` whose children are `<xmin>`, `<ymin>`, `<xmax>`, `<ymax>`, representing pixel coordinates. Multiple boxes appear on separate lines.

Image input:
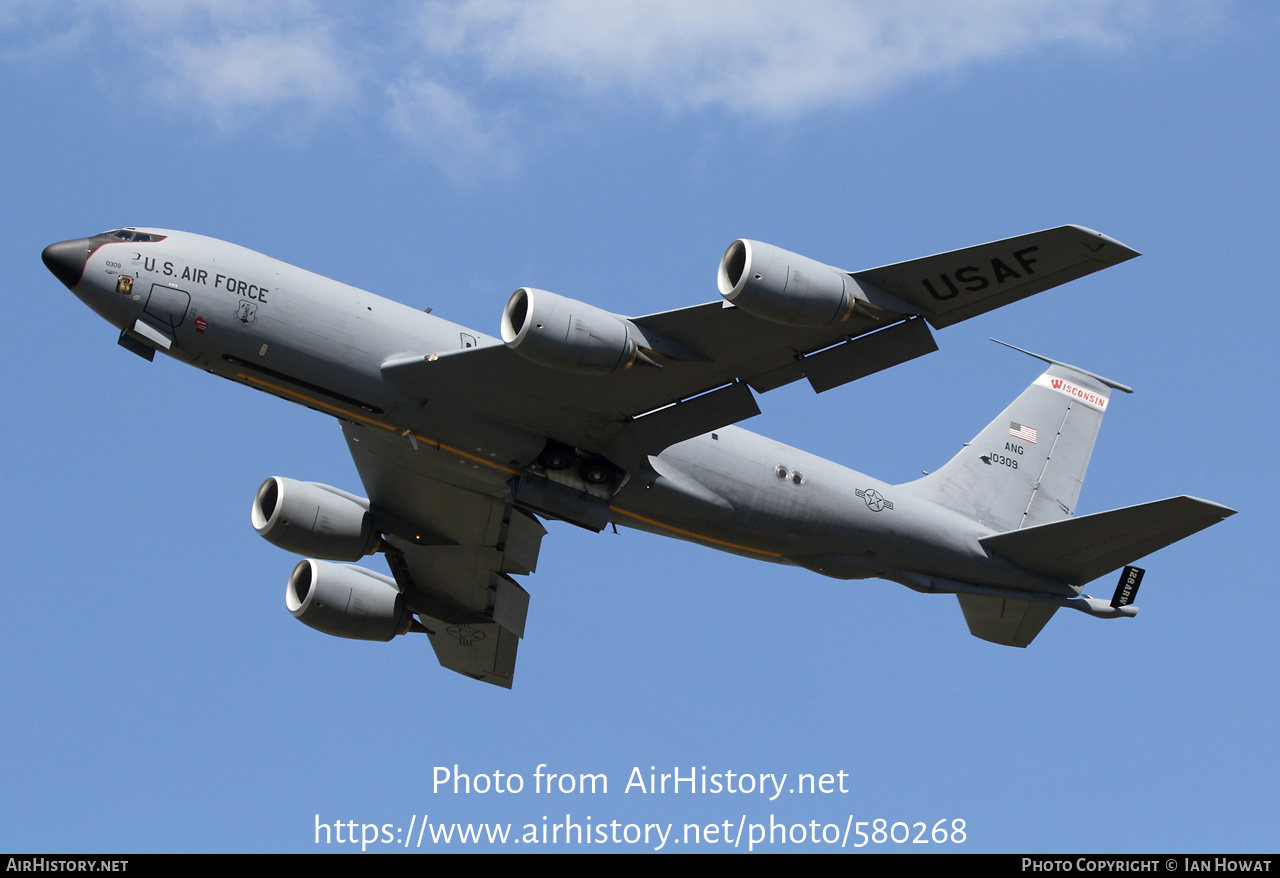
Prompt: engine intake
<box><xmin>501</xmin><ymin>287</ymin><xmax>639</xmax><ymax>374</ymax></box>
<box><xmin>717</xmin><ymin>239</ymin><xmax>865</xmax><ymax>326</ymax></box>
<box><xmin>251</xmin><ymin>477</ymin><xmax>378</xmax><ymax>561</ymax></box>
<box><xmin>287</xmin><ymin>559</ymin><xmax>412</xmax><ymax>641</ymax></box>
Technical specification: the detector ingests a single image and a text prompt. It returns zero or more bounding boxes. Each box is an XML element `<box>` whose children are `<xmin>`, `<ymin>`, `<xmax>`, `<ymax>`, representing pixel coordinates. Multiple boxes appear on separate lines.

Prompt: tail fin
<box><xmin>902</xmin><ymin>345</ymin><xmax>1235</xmax><ymax>648</ymax></box>
<box><xmin>902</xmin><ymin>344</ymin><xmax>1131</xmax><ymax>532</ymax></box>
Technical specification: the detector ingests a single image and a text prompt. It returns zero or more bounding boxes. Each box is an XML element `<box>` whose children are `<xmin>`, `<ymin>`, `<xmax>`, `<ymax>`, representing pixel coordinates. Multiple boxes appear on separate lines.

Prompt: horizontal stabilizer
<box><xmin>957</xmin><ymin>594</ymin><xmax>1058</xmax><ymax>647</ymax></box>
<box><xmin>980</xmin><ymin>496</ymin><xmax>1236</xmax><ymax>585</ymax></box>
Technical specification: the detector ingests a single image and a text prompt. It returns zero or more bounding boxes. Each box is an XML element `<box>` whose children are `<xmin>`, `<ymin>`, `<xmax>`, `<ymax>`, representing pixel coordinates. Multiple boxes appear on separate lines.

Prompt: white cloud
<box><xmin>5</xmin><ymin>0</ymin><xmax>1228</xmax><ymax>176</ymax></box>
<box><xmin>414</xmin><ymin>0</ymin><xmax>1163</xmax><ymax>117</ymax></box>
<box><xmin>120</xmin><ymin>1</ymin><xmax>357</xmax><ymax>124</ymax></box>
<box><xmin>0</xmin><ymin>1</ymin><xmax>359</xmax><ymax>124</ymax></box>
<box><xmin>0</xmin><ymin>0</ymin><xmax>96</xmax><ymax>66</ymax></box>
<box><xmin>154</xmin><ymin>29</ymin><xmax>355</xmax><ymax>125</ymax></box>
<box><xmin>386</xmin><ymin>77</ymin><xmax>517</xmax><ymax>183</ymax></box>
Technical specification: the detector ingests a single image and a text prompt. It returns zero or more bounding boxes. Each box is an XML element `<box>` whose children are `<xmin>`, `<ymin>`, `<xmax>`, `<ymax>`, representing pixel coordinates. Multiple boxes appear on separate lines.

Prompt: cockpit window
<box><xmin>96</xmin><ymin>229</ymin><xmax>167</xmax><ymax>243</ymax></box>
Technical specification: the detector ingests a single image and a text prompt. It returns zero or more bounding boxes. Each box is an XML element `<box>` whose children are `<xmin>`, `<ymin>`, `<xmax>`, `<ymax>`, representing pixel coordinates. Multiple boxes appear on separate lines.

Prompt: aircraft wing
<box><xmin>851</xmin><ymin>224</ymin><xmax>1136</xmax><ymax>329</ymax></box>
<box><xmin>342</xmin><ymin>421</ymin><xmax>545</xmax><ymax>688</ymax></box>
<box><xmin>383</xmin><ymin>225</ymin><xmax>1137</xmax><ymax>457</ymax></box>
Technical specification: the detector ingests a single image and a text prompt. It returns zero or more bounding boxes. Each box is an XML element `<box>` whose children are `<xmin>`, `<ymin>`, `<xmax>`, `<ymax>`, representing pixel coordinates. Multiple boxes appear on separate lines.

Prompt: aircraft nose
<box><xmin>42</xmin><ymin>238</ymin><xmax>95</xmax><ymax>289</ymax></box>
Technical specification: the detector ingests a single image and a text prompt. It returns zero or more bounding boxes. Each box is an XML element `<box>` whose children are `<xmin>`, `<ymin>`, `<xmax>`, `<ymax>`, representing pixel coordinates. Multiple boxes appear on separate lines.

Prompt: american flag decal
<box><xmin>1009</xmin><ymin>422</ymin><xmax>1038</xmax><ymax>443</ymax></box>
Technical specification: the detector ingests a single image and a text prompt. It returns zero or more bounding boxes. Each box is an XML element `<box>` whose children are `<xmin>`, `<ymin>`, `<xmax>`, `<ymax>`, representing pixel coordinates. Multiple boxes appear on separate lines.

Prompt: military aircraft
<box><xmin>43</xmin><ymin>226</ymin><xmax>1233</xmax><ymax>687</ymax></box>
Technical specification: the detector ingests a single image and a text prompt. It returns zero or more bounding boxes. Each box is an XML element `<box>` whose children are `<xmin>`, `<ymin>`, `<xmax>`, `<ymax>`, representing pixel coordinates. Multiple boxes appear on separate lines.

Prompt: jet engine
<box><xmin>501</xmin><ymin>287</ymin><xmax>639</xmax><ymax>374</ymax></box>
<box><xmin>286</xmin><ymin>559</ymin><xmax>412</xmax><ymax>641</ymax></box>
<box><xmin>717</xmin><ymin>239</ymin><xmax>867</xmax><ymax>326</ymax></box>
<box><xmin>251</xmin><ymin>477</ymin><xmax>379</xmax><ymax>561</ymax></box>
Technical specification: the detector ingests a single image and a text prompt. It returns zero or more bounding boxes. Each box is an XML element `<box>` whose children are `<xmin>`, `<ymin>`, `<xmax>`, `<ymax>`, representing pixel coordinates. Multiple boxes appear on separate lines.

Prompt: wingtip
<box><xmin>1066</xmin><ymin>224</ymin><xmax>1141</xmax><ymax>260</ymax></box>
<box><xmin>1179</xmin><ymin>496</ymin><xmax>1238</xmax><ymax>519</ymax></box>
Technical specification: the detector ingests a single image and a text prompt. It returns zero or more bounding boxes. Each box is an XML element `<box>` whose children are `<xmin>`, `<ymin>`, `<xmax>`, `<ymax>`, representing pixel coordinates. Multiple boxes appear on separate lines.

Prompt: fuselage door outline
<box><xmin>144</xmin><ymin>282</ymin><xmax>191</xmax><ymax>330</ymax></box>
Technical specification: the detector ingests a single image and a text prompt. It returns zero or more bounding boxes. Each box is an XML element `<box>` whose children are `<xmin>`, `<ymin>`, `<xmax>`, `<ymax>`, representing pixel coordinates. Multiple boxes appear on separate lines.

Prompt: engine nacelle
<box><xmin>286</xmin><ymin>559</ymin><xmax>411</xmax><ymax>641</ymax></box>
<box><xmin>717</xmin><ymin>239</ymin><xmax>865</xmax><ymax>326</ymax></box>
<box><xmin>251</xmin><ymin>477</ymin><xmax>378</xmax><ymax>561</ymax></box>
<box><xmin>501</xmin><ymin>287</ymin><xmax>638</xmax><ymax>374</ymax></box>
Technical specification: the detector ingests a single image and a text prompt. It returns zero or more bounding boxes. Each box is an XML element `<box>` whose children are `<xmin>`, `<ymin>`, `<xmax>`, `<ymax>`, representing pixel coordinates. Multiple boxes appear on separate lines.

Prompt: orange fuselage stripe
<box><xmin>236</xmin><ymin>373</ymin><xmax>520</xmax><ymax>475</ymax></box>
<box><xmin>609</xmin><ymin>507</ymin><xmax>782</xmax><ymax>558</ymax></box>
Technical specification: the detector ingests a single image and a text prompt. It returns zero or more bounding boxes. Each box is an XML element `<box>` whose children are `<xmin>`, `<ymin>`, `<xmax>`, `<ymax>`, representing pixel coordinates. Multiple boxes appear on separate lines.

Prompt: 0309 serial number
<box><xmin>851</xmin><ymin>818</ymin><xmax>966</xmax><ymax>845</ymax></box>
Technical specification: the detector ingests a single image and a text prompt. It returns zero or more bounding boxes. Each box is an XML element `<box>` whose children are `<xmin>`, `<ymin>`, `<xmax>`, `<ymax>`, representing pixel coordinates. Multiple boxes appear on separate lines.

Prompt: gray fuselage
<box><xmin>52</xmin><ymin>228</ymin><xmax>1072</xmax><ymax>601</ymax></box>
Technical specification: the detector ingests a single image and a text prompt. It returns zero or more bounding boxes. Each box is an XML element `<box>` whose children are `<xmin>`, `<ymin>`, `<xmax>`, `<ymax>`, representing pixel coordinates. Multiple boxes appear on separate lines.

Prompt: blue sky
<box><xmin>2</xmin><ymin>0</ymin><xmax>1277</xmax><ymax>853</ymax></box>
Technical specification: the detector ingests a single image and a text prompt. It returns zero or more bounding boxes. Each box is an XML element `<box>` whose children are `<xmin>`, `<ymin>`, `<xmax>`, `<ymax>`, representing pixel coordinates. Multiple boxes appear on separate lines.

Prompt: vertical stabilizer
<box><xmin>902</xmin><ymin>349</ymin><xmax>1130</xmax><ymax>532</ymax></box>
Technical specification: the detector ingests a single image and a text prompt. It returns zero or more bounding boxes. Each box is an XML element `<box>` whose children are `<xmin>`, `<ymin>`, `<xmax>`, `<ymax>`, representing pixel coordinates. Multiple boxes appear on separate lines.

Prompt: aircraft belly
<box><xmin>622</xmin><ymin>436</ymin><xmax>884</xmax><ymax>559</ymax></box>
<box><xmin>638</xmin><ymin>428</ymin><xmax>1058</xmax><ymax>592</ymax></box>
